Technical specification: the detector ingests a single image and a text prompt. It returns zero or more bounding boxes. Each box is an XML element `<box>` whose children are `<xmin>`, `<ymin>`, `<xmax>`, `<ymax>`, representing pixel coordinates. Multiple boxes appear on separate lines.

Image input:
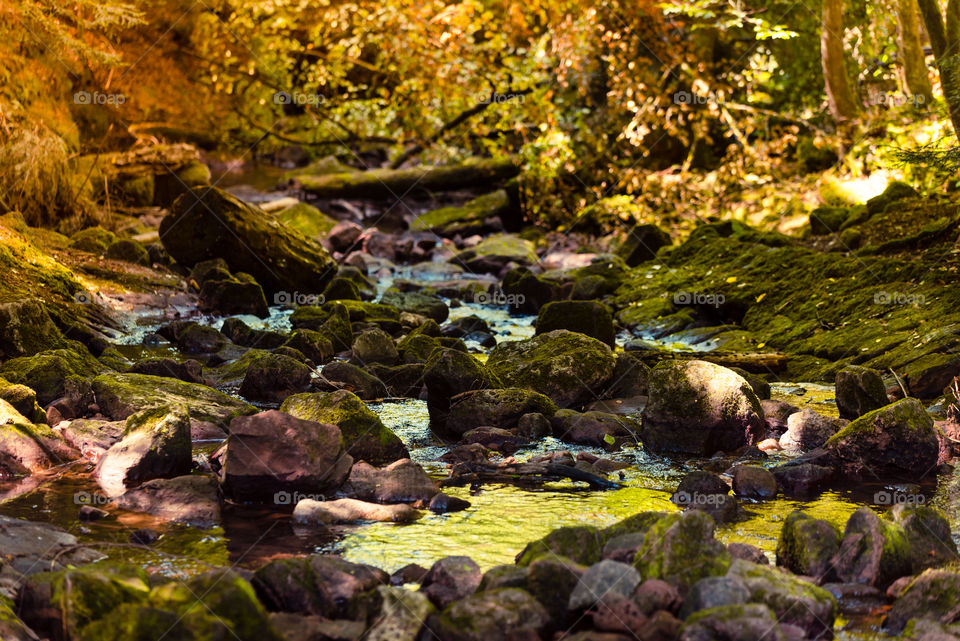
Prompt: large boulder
<box><xmin>92</xmin><ymin>373</ymin><xmax>256</xmax><ymax>429</ymax></box>
<box><xmin>160</xmin><ymin>186</ymin><xmax>337</xmax><ymax>297</ymax></box>
<box><xmin>280</xmin><ymin>390</ymin><xmax>408</xmax><ymax>465</ymax></box>
<box><xmin>218</xmin><ymin>410</ymin><xmax>353</xmax><ymax>502</ymax></box>
<box><xmin>824</xmin><ymin>398</ymin><xmax>941</xmax><ymax>480</ymax></box>
<box><xmin>775</xmin><ymin>511</ymin><xmax>840</xmax><ymax>581</ymax></box>
<box><xmin>535</xmin><ymin>301</ymin><xmax>616</xmax><ymax>347</ymax></box>
<box><xmin>633</xmin><ymin>511</ymin><xmax>731</xmax><ymax>594</ymax></box>
<box><xmin>640</xmin><ymin>360</ymin><xmax>765</xmax><ymax>457</ymax></box>
<box><xmin>444</xmin><ymin>388</ymin><xmax>557</xmax><ymax>437</ymax></box>
<box><xmin>424</xmin><ymin>348</ymin><xmax>500</xmax><ymax>432</ymax></box>
<box><xmin>423</xmin><ymin>588</ymin><xmax>551</xmax><ymax>641</ymax></box>
<box><xmin>94</xmin><ymin>406</ymin><xmax>192</xmax><ymax>497</ymax></box>
<box><xmin>835</xmin><ymin>365</ymin><xmax>888</xmax><ymax>420</ymax></box>
<box><xmin>486</xmin><ymin>330</ymin><xmax>615</xmax><ymax>408</ymax></box>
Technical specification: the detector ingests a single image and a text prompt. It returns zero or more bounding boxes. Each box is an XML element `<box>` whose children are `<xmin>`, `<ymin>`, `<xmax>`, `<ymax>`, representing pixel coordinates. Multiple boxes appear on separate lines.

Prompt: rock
<box><xmin>617</xmin><ymin>223</ymin><xmax>671</xmax><ymax>267</ymax></box>
<box><xmin>127</xmin><ymin>358</ymin><xmax>204</xmax><ymax>384</ymax></box>
<box><xmin>883</xmin><ymin>569</ymin><xmax>960</xmax><ymax>633</ymax></box>
<box><xmin>451</xmin><ymin>233</ymin><xmax>538</xmax><ymax>274</ymax></box>
<box><xmin>423</xmin><ymin>588</ymin><xmax>550</xmax><ymax>641</ymax></box>
<box><xmin>218</xmin><ymin>410</ymin><xmax>352</xmax><ymax>502</ymax></box>
<box><xmin>221</xmin><ymin>317</ymin><xmax>288</xmax><ymax>349</ymax></box>
<box><xmin>836</xmin><ymin>365</ymin><xmax>889</xmax><ymax>419</ymax></box>
<box><xmin>341</xmin><ymin>459</ymin><xmax>438</xmax><ymax>503</ymax></box>
<box><xmin>680</xmin><ymin>603</ymin><xmax>784</xmax><ymax>641</ymax></box>
<box><xmin>117</xmin><ymin>475</ymin><xmax>221</xmax><ymax>527</ymax></box>
<box><xmin>380</xmin><ymin>290</ymin><xmax>449</xmax><ymax>323</ymax></box>
<box><xmin>486</xmin><ymin>330</ymin><xmax>616</xmax><ymax>408</ymax></box>
<box><xmin>517</xmin><ymin>525</ymin><xmax>606</xmax><ymax>567</ymax></box>
<box><xmin>731</xmin><ymin>465</ymin><xmax>777</xmax><ymax>499</ymax></box>
<box><xmin>0</xmin><ymin>402</ymin><xmax>78</xmax><ymax>473</ymax></box>
<box><xmin>680</xmin><ymin>576</ymin><xmax>751</xmax><ymax>618</ymax></box>
<box><xmin>728</xmin><ymin>543</ymin><xmax>768</xmax><ymax>565</ymax></box>
<box><xmin>726</xmin><ymin>559</ymin><xmax>837</xmax><ymax>637</ymax></box>
<box><xmin>605</xmin><ymin>352</ymin><xmax>651</xmax><ymax>398</ymax></box>
<box><xmin>672</xmin><ymin>471</ymin><xmax>738</xmax><ymax>524</ymax></box>
<box><xmin>776</xmin><ymin>511</ymin><xmax>841</xmax><ymax>581</ymax></box>
<box><xmin>327</xmin><ymin>221</ymin><xmax>363</xmax><ymax>253</ymax></box>
<box><xmin>392</xmin><ymin>563</ymin><xmax>431</xmax><ymax>586</ymax></box>
<box><xmin>535</xmin><ymin>301</ymin><xmax>616</xmax><ymax>347</ymax></box>
<box><xmin>57</xmin><ymin>418</ymin><xmax>123</xmax><ymax>461</ymax></box>
<box><xmin>293</xmin><ymin>498</ymin><xmax>421</xmax><ymax>524</ymax></box>
<box><xmin>517</xmin><ymin>412</ymin><xmax>552</xmax><ymax>439</ymax></box>
<box><xmin>0</xmin><ymin>300</ymin><xmax>68</xmax><ymax>359</ymax></box>
<box><xmin>443</xmin><ymin>388</ymin><xmax>556</xmax><ymax>438</ymax></box>
<box><xmin>71</xmin><ymin>226</ymin><xmax>117</xmax><ymax>253</ymax></box>
<box><xmin>160</xmin><ymin>186</ymin><xmax>337</xmax><ymax>297</ymax></box>
<box><xmin>634</xmin><ymin>511</ymin><xmax>731</xmax><ymax>594</ymax></box>
<box><xmin>641</xmin><ymin>360</ymin><xmax>765</xmax><ymax>457</ymax></box>
<box><xmin>428</xmin><ymin>492</ymin><xmax>471</xmax><ymax>513</ymax></box>
<box><xmin>198</xmin><ymin>277</ymin><xmax>269</xmax><ymax>318</ymax></box>
<box><xmin>239</xmin><ymin>353</ymin><xmax>313</xmax><ymax>403</ymax></box>
<box><xmin>424</xmin><ymin>348</ymin><xmax>500</xmax><ymax>431</ymax></box>
<box><xmin>760</xmin><ymin>400</ymin><xmax>798</xmax><ymax>438</ymax></box>
<box><xmin>867</xmin><ymin>180</ymin><xmax>918</xmax><ymax>215</ymax></box>
<box><xmin>569</xmin><ymin>560</ymin><xmax>642</xmax><ymax>610</ymax></box>
<box><xmin>252</xmin><ymin>555</ymin><xmax>387</xmax><ymax>618</ymax></box>
<box><xmin>366</xmin><ymin>585</ymin><xmax>435</xmax><ymax>641</ymax></box>
<box><xmin>825</xmin><ymin>398</ymin><xmax>941</xmax><ymax>480</ymax></box>
<box><xmin>527</xmin><ymin>556</ymin><xmax>586</xmax><ymax>627</ymax></box>
<box><xmin>830</xmin><ymin>507</ymin><xmax>912</xmax><ymax>588</ymax></box>
<box><xmin>283</xmin><ymin>329</ymin><xmax>334</xmax><ymax>364</ymax></box>
<box><xmin>0</xmin><ymin>348</ymin><xmax>105</xmax><ymax>406</ymax></box>
<box><xmin>92</xmin><ymin>373</ymin><xmax>256</xmax><ymax>429</ymax></box>
<box><xmin>889</xmin><ymin>504</ymin><xmax>960</xmax><ymax>573</ymax></box>
<box><xmin>771</xmin><ymin>462</ymin><xmax>832</xmax><ymax>497</ymax></box>
<box><xmin>551</xmin><ymin>409</ymin><xmax>640</xmax><ymax>447</ymax></box>
<box><xmin>94</xmin><ymin>406</ymin><xmax>192</xmax><ymax>497</ymax></box>
<box><xmin>77</xmin><ymin>505</ymin><xmax>109</xmax><ymax>521</ymax></box>
<box><xmin>779</xmin><ymin>409</ymin><xmax>844</xmax><ymax>452</ymax></box>
<box><xmin>322</xmin><ymin>275</ymin><xmax>362</xmax><ymax>301</ymax></box>
<box><xmin>280</xmin><ymin>390</ymin><xmax>408</xmax><ymax>465</ymax></box>
<box><xmin>501</xmin><ymin>268</ymin><xmax>562</xmax><ymax>314</ymax></box>
<box><xmin>174</xmin><ymin>323</ymin><xmax>227</xmax><ymax>355</ymax></box>
<box><xmin>352</xmin><ymin>329</ymin><xmax>399</xmax><ymax>365</ymax></box>
<box><xmin>809</xmin><ymin>206</ymin><xmax>851</xmax><ymax>235</ymax></box>
<box><xmin>0</xmin><ymin>376</ymin><xmax>44</xmax><ymax>421</ymax></box>
<box><xmin>422</xmin><ymin>556</ymin><xmax>483</xmax><ymax>609</ymax></box>
<box><xmin>320</xmin><ymin>361</ymin><xmax>388</xmax><ymax>400</ymax></box>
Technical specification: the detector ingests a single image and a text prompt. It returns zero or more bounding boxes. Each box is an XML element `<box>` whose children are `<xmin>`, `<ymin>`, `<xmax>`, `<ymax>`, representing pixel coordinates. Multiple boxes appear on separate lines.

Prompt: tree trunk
<box><xmin>917</xmin><ymin>0</ymin><xmax>960</xmax><ymax>139</ymax></box>
<box><xmin>821</xmin><ymin>0</ymin><xmax>859</xmax><ymax>123</ymax></box>
<box><xmin>897</xmin><ymin>0</ymin><xmax>934</xmax><ymax>105</ymax></box>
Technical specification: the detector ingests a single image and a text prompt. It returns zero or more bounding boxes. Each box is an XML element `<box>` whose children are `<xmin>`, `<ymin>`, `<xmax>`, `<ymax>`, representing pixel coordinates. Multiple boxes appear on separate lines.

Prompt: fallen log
<box><xmin>628</xmin><ymin>350</ymin><xmax>788</xmax><ymax>373</ymax></box>
<box><xmin>442</xmin><ymin>461</ymin><xmax>621</xmax><ymax>490</ymax></box>
<box><xmin>293</xmin><ymin>158</ymin><xmax>519</xmax><ymax>199</ymax></box>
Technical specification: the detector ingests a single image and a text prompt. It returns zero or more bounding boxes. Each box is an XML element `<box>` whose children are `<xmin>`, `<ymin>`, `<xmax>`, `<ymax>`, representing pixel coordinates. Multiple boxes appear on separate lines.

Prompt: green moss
<box><xmin>633</xmin><ymin>511</ymin><xmax>730</xmax><ymax>592</ymax></box>
<box><xmin>274</xmin><ymin>202</ymin><xmax>337</xmax><ymax>238</ymax></box>
<box><xmin>70</xmin><ymin>227</ymin><xmax>117</xmax><ymax>254</ymax></box>
<box><xmin>0</xmin><ymin>347</ymin><xmax>106</xmax><ymax>405</ymax></box>
<box><xmin>411</xmin><ymin>190</ymin><xmax>509</xmax><ymax>233</ymax></box>
<box><xmin>516</xmin><ymin>526</ymin><xmax>605</xmax><ymax>567</ymax></box>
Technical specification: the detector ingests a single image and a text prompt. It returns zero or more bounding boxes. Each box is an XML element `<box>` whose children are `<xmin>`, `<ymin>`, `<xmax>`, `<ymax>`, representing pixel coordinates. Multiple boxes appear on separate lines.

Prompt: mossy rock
<box><xmin>280</xmin><ymin>390</ymin><xmax>408</xmax><ymax>465</ymax></box>
<box><xmin>79</xmin><ymin>603</ymin><xmax>232</xmax><ymax>641</ymax></box>
<box><xmin>411</xmin><ymin>190</ymin><xmax>510</xmax><ymax>236</ymax></box>
<box><xmin>832</xmin><ymin>507</ymin><xmax>913</xmax><ymax>588</ymax></box>
<box><xmin>681</xmin><ymin>603</ymin><xmax>782</xmax><ymax>640</ymax></box>
<box><xmin>0</xmin><ymin>347</ymin><xmax>107</xmax><ymax>405</ymax></box>
<box><xmin>573</xmin><ymin>195</ymin><xmax>645</xmax><ymax>235</ymax></box>
<box><xmin>887</xmin><ymin>504</ymin><xmax>960</xmax><ymax>573</ymax></box>
<box><xmin>91</xmin><ymin>373</ymin><xmax>256</xmax><ymax>429</ymax></box>
<box><xmin>105</xmin><ymin>239</ymin><xmax>151</xmax><ymax>266</ymax></box>
<box><xmin>0</xmin><ymin>375</ymin><xmax>45</xmax><ymax>421</ymax></box>
<box><xmin>0</xmin><ymin>299</ymin><xmax>69</xmax><ymax>359</ymax></box>
<box><xmin>452</xmin><ymin>233</ymin><xmax>539</xmax><ymax>272</ymax></box>
<box><xmin>809</xmin><ymin>207</ymin><xmax>851</xmax><ymax>236</ymax></box>
<box><xmin>525</xmin><ymin>556</ymin><xmax>586</xmax><ymax>627</ymax></box>
<box><xmin>617</xmin><ymin>223</ymin><xmax>672</xmax><ymax>266</ymax></box>
<box><xmin>535</xmin><ymin>301</ymin><xmax>616</xmax><ymax>347</ymax></box>
<box><xmin>70</xmin><ymin>227</ymin><xmax>117</xmax><ymax>254</ymax></box>
<box><xmin>425</xmin><ymin>587</ymin><xmax>550</xmax><ymax>641</ymax></box>
<box><xmin>154</xmin><ymin>161</ymin><xmax>212</xmax><ymax>207</ymax></box>
<box><xmin>0</xmin><ymin>402</ymin><xmax>79</xmax><ymax>472</ymax></box>
<box><xmin>516</xmin><ymin>526</ymin><xmax>605</xmax><ymax>567</ymax></box>
<box><xmin>424</xmin><ymin>348</ymin><xmax>501</xmax><ymax>430</ymax></box>
<box><xmin>380</xmin><ymin>290</ymin><xmax>449</xmax><ymax>323</ymax></box>
<box><xmin>486</xmin><ymin>330</ymin><xmax>615</xmax><ymax>409</ymax></box>
<box><xmin>283</xmin><ymin>329</ymin><xmax>334</xmax><ymax>364</ymax></box>
<box><xmin>883</xmin><ymin>569</ymin><xmax>960</xmax><ymax>633</ymax></box>
<box><xmin>633</xmin><ymin>511</ymin><xmax>730</xmax><ymax>594</ymax></box>
<box><xmin>274</xmin><ymin>202</ymin><xmax>337</xmax><ymax>238</ymax></box>
<box><xmin>445</xmin><ymin>388</ymin><xmax>557</xmax><ymax>437</ymax></box>
<box><xmin>866</xmin><ymin>181</ymin><xmax>919</xmax><ymax>216</ymax></box>
<box><xmin>322</xmin><ymin>277</ymin><xmax>362</xmax><ymax>302</ymax></box>
<box><xmin>775</xmin><ymin>511</ymin><xmax>841</xmax><ymax>579</ymax></box>
<box><xmin>398</xmin><ymin>333</ymin><xmax>441</xmax><ymax>364</ymax></box>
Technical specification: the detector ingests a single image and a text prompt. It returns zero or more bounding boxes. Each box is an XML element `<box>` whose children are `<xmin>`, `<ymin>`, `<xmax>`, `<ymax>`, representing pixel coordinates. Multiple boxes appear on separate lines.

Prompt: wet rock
<box><xmin>516</xmin><ymin>412</ymin><xmax>552</xmax><ymax>439</ymax></box>
<box><xmin>422</xmin><ymin>556</ymin><xmax>483</xmax><ymax>609</ymax></box>
<box><xmin>0</xmin><ymin>376</ymin><xmax>44</xmax><ymax>421</ymax></box>
<box><xmin>94</xmin><ymin>406</ymin><xmax>192</xmax><ymax>497</ymax></box>
<box><xmin>535</xmin><ymin>301</ymin><xmax>616</xmax><ymax>347</ymax></box>
<box><xmin>320</xmin><ymin>361</ymin><xmax>388</xmax><ymax>400</ymax></box>
<box><xmin>218</xmin><ymin>410</ymin><xmax>352</xmax><ymax>502</ymax></box>
<box><xmin>461</xmin><ymin>426</ymin><xmax>524</xmax><ymax>453</ymax></box>
<box><xmin>726</xmin><ymin>559</ymin><xmax>837</xmax><ymax>637</ymax></box>
<box><xmin>221</xmin><ymin>317</ymin><xmax>288</xmax><ymax>349</ymax></box>
<box><xmin>771</xmin><ymin>462</ymin><xmax>833</xmax><ymax>497</ymax></box>
<box><xmin>391</xmin><ymin>563</ymin><xmax>430</xmax><ymax>586</ymax></box>
<box><xmin>890</xmin><ymin>504</ymin><xmax>960</xmax><ymax>572</ymax></box>
<box><xmin>551</xmin><ymin>409</ymin><xmax>640</xmax><ymax>448</ymax></box>
<box><xmin>526</xmin><ymin>556</ymin><xmax>586</xmax><ymax>627</ymax></box>
<box><xmin>728</xmin><ymin>543</ymin><xmax>768</xmax><ymax>565</ymax></box>
<box><xmin>776</xmin><ymin>511</ymin><xmax>841</xmax><ymax>581</ymax></box>
<box><xmin>883</xmin><ymin>569</ymin><xmax>960</xmax><ymax>634</ymax></box>
<box><xmin>641</xmin><ymin>360</ymin><xmax>765</xmax><ymax>457</ymax></box>
<box><xmin>779</xmin><ymin>408</ymin><xmax>844</xmax><ymax>452</ymax></box>
<box><xmin>0</xmin><ymin>300</ymin><xmax>69</xmax><ymax>359</ymax></box>
<box><xmin>352</xmin><ymin>329</ymin><xmax>399</xmax><ymax>365</ymax></box>
<box><xmin>605</xmin><ymin>352</ymin><xmax>651</xmax><ymax>398</ymax></box>
<box><xmin>442</xmin><ymin>316</ymin><xmax>491</xmax><ymax>338</ymax></box>
<box><xmin>283</xmin><ymin>329</ymin><xmax>334</xmax><ymax>364</ymax></box>
<box><xmin>444</xmin><ymin>388</ymin><xmax>556</xmax><ymax>438</ymax></box>
<box><xmin>252</xmin><ymin>555</ymin><xmax>387</xmax><ymax>618</ymax></box>
<box><xmin>836</xmin><ymin>365</ymin><xmax>889</xmax><ymax>420</ymax></box>
<box><xmin>380</xmin><ymin>290</ymin><xmax>449</xmax><ymax>323</ymax></box>
<box><xmin>367</xmin><ymin>363</ymin><xmax>424</xmax><ymax>397</ymax></box>
<box><xmin>117</xmin><ymin>474</ymin><xmax>221</xmax><ymax>527</ymax></box>
<box><xmin>617</xmin><ymin>223</ymin><xmax>671</xmax><ymax>267</ymax></box>
<box><xmin>160</xmin><ymin>186</ymin><xmax>337</xmax><ymax>297</ymax></box>
<box><xmin>366</xmin><ymin>585</ymin><xmax>435</xmax><ymax>641</ymax></box>
<box><xmin>293</xmin><ymin>497</ymin><xmax>421</xmax><ymax>524</ymax></box>
<box><xmin>424</xmin><ymin>348</ymin><xmax>500</xmax><ymax>431</ymax></box>
<box><xmin>198</xmin><ymin>276</ymin><xmax>269</xmax><ymax>318</ymax></box>
<box><xmin>428</xmin><ymin>492</ymin><xmax>471</xmax><ymax>513</ymax></box>
<box><xmin>127</xmin><ymin>358</ymin><xmax>204</xmax><ymax>384</ymax></box>
<box><xmin>569</xmin><ymin>560</ymin><xmax>642</xmax><ymax>610</ymax></box>
<box><xmin>77</xmin><ymin>505</ymin><xmax>109</xmax><ymax>521</ymax></box>
<box><xmin>825</xmin><ymin>398</ymin><xmax>941</xmax><ymax>480</ymax></box>
<box><xmin>487</xmin><ymin>330</ymin><xmax>616</xmax><ymax>408</ymax></box>
<box><xmin>731</xmin><ymin>465</ymin><xmax>777</xmax><ymax>499</ymax></box>
<box><xmin>680</xmin><ymin>603</ymin><xmax>783</xmax><ymax>641</ymax></box>
<box><xmin>760</xmin><ymin>399</ymin><xmax>798</xmax><ymax>438</ymax></box>
<box><xmin>423</xmin><ymin>588</ymin><xmax>550</xmax><ymax>641</ymax></box>
<box><xmin>92</xmin><ymin>373</ymin><xmax>256</xmax><ymax>428</ymax></box>
<box><xmin>830</xmin><ymin>507</ymin><xmax>913</xmax><ymax>588</ymax></box>
<box><xmin>0</xmin><ymin>401</ymin><xmax>78</xmax><ymax>473</ymax></box>
<box><xmin>173</xmin><ymin>323</ymin><xmax>227</xmax><ymax>355</ymax></box>
<box><xmin>517</xmin><ymin>525</ymin><xmax>605</xmax><ymax>567</ymax></box>
<box><xmin>634</xmin><ymin>511</ymin><xmax>731</xmax><ymax>594</ymax></box>
<box><xmin>672</xmin><ymin>471</ymin><xmax>738</xmax><ymax>524</ymax></box>
<box><xmin>238</xmin><ymin>353</ymin><xmax>313</xmax><ymax>403</ymax></box>
<box><xmin>501</xmin><ymin>267</ymin><xmax>562</xmax><ymax>314</ymax></box>
<box><xmin>280</xmin><ymin>390</ymin><xmax>407</xmax><ymax>465</ymax></box>
<box><xmin>341</xmin><ymin>459</ymin><xmax>438</xmax><ymax>503</ymax></box>
<box><xmin>0</xmin><ymin>348</ymin><xmax>105</xmax><ymax>406</ymax></box>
